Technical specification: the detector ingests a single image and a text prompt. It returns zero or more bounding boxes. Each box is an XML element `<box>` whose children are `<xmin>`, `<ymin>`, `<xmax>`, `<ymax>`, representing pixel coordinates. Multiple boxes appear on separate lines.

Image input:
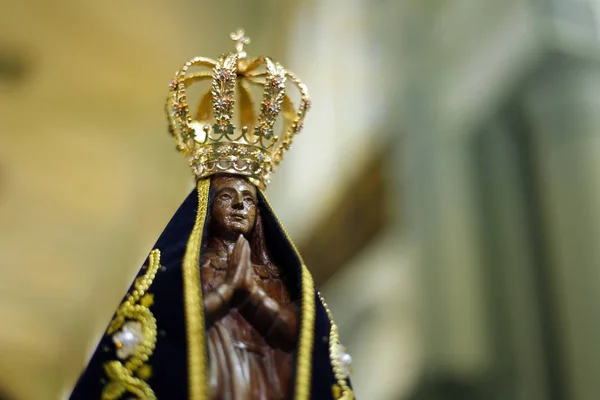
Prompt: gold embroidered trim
<box><xmin>259</xmin><ymin>189</ymin><xmax>316</xmax><ymax>400</ymax></box>
<box><xmin>183</xmin><ymin>178</ymin><xmax>211</xmax><ymax>400</ymax></box>
<box><xmin>102</xmin><ymin>249</ymin><xmax>161</xmax><ymax>400</ymax></box>
<box><xmin>296</xmin><ymin>265</ymin><xmax>316</xmax><ymax>400</ymax></box>
<box><xmin>318</xmin><ymin>292</ymin><xmax>354</xmax><ymax>400</ymax></box>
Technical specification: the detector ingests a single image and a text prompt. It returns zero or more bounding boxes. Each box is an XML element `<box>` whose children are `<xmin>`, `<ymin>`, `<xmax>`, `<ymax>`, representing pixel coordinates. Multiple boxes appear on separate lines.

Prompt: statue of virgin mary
<box><xmin>69</xmin><ymin>30</ymin><xmax>353</xmax><ymax>400</ymax></box>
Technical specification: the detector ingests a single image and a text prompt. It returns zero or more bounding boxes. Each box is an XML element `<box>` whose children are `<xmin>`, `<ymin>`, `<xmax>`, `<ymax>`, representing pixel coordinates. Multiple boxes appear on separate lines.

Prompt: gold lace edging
<box><xmin>318</xmin><ymin>292</ymin><xmax>354</xmax><ymax>400</ymax></box>
<box><xmin>183</xmin><ymin>178</ymin><xmax>211</xmax><ymax>400</ymax></box>
<box><xmin>259</xmin><ymin>189</ymin><xmax>316</xmax><ymax>400</ymax></box>
<box><xmin>102</xmin><ymin>249</ymin><xmax>162</xmax><ymax>400</ymax></box>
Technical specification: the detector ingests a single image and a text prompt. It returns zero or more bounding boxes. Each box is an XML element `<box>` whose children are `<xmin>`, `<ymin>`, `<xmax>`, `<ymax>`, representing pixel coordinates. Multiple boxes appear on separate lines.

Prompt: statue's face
<box><xmin>211</xmin><ymin>176</ymin><xmax>257</xmax><ymax>238</ymax></box>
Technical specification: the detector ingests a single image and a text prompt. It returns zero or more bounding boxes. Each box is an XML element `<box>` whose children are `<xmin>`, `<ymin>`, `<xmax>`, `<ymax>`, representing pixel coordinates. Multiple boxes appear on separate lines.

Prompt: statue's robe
<box><xmin>69</xmin><ymin>178</ymin><xmax>352</xmax><ymax>400</ymax></box>
<box><xmin>201</xmin><ymin>237</ymin><xmax>297</xmax><ymax>400</ymax></box>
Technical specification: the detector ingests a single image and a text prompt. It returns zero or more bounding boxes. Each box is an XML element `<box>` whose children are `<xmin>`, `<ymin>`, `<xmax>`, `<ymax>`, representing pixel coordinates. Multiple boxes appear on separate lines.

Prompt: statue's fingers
<box><xmin>239</xmin><ymin>234</ymin><xmax>250</xmax><ymax>246</ymax></box>
<box><xmin>230</xmin><ymin>235</ymin><xmax>245</xmax><ymax>263</ymax></box>
<box><xmin>240</xmin><ymin>238</ymin><xmax>251</xmax><ymax>264</ymax></box>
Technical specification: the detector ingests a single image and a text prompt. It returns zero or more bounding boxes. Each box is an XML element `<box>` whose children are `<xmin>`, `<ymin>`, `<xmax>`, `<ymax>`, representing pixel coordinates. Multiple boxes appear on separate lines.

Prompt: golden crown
<box><xmin>166</xmin><ymin>29</ymin><xmax>310</xmax><ymax>189</ymax></box>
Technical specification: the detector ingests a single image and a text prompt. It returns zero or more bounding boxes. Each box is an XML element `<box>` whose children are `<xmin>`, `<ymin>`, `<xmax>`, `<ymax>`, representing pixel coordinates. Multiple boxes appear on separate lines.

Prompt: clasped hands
<box><xmin>225</xmin><ymin>234</ymin><xmax>258</xmax><ymax>296</ymax></box>
<box><xmin>208</xmin><ymin>234</ymin><xmax>296</xmax><ymax>347</ymax></box>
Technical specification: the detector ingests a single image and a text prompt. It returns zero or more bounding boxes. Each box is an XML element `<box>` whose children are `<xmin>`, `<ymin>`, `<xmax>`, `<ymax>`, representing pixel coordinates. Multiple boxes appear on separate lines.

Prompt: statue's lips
<box><xmin>230</xmin><ymin>214</ymin><xmax>247</xmax><ymax>222</ymax></box>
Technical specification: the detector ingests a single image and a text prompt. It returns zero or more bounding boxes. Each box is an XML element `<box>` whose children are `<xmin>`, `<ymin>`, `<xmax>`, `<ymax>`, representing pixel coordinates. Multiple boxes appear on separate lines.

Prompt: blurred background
<box><xmin>1</xmin><ymin>0</ymin><xmax>600</xmax><ymax>399</ymax></box>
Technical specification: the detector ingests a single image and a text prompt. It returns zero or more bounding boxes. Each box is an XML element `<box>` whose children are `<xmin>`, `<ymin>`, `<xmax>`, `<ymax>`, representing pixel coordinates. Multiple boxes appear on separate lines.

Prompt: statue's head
<box><xmin>210</xmin><ymin>175</ymin><xmax>257</xmax><ymax>240</ymax></box>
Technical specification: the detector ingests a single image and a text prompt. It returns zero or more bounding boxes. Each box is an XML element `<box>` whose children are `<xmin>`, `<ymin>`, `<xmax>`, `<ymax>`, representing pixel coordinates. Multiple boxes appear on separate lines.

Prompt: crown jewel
<box><xmin>166</xmin><ymin>29</ymin><xmax>310</xmax><ymax>189</ymax></box>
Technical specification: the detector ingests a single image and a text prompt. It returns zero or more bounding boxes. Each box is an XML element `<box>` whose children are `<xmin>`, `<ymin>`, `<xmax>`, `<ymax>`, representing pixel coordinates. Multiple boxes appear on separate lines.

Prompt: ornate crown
<box><xmin>166</xmin><ymin>29</ymin><xmax>310</xmax><ymax>189</ymax></box>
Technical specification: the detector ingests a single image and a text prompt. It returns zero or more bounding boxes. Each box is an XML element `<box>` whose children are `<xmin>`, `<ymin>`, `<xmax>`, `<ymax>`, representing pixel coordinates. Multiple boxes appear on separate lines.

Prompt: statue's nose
<box><xmin>232</xmin><ymin>200</ymin><xmax>244</xmax><ymax>210</ymax></box>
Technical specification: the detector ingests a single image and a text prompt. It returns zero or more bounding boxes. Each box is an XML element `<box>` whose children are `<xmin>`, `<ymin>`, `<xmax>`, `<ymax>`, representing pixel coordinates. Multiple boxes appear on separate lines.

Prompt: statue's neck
<box><xmin>206</xmin><ymin>236</ymin><xmax>237</xmax><ymax>257</ymax></box>
<box><xmin>220</xmin><ymin>238</ymin><xmax>236</xmax><ymax>256</ymax></box>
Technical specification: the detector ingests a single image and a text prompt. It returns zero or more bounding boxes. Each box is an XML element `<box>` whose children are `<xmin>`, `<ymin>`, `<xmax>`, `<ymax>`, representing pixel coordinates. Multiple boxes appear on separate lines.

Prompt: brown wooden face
<box><xmin>210</xmin><ymin>175</ymin><xmax>258</xmax><ymax>239</ymax></box>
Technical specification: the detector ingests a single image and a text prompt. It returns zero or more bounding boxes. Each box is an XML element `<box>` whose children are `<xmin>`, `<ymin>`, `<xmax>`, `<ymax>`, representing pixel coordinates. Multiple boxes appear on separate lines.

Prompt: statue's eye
<box><xmin>244</xmin><ymin>197</ymin><xmax>255</xmax><ymax>205</ymax></box>
<box><xmin>220</xmin><ymin>193</ymin><xmax>232</xmax><ymax>201</ymax></box>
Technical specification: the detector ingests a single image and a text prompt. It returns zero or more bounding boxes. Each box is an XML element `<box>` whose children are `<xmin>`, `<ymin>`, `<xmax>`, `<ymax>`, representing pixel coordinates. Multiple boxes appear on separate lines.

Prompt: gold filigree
<box><xmin>183</xmin><ymin>179</ymin><xmax>211</xmax><ymax>400</ymax></box>
<box><xmin>332</xmin><ymin>384</ymin><xmax>342</xmax><ymax>399</ymax></box>
<box><xmin>318</xmin><ymin>292</ymin><xmax>354</xmax><ymax>400</ymax></box>
<box><xmin>166</xmin><ymin>29</ymin><xmax>310</xmax><ymax>189</ymax></box>
<box><xmin>101</xmin><ymin>249</ymin><xmax>162</xmax><ymax>400</ymax></box>
<box><xmin>255</xmin><ymin>58</ymin><xmax>286</xmax><ymax>140</ymax></box>
<box><xmin>212</xmin><ymin>53</ymin><xmax>238</xmax><ymax>134</ymax></box>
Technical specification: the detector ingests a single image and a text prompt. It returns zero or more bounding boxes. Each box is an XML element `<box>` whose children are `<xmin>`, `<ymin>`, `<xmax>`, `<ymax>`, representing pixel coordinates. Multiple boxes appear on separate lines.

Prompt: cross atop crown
<box><xmin>230</xmin><ymin>28</ymin><xmax>251</xmax><ymax>59</ymax></box>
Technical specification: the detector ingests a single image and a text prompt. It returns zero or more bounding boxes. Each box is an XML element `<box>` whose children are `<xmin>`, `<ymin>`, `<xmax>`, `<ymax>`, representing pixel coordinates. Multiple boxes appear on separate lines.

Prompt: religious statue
<box><xmin>69</xmin><ymin>29</ymin><xmax>353</xmax><ymax>400</ymax></box>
